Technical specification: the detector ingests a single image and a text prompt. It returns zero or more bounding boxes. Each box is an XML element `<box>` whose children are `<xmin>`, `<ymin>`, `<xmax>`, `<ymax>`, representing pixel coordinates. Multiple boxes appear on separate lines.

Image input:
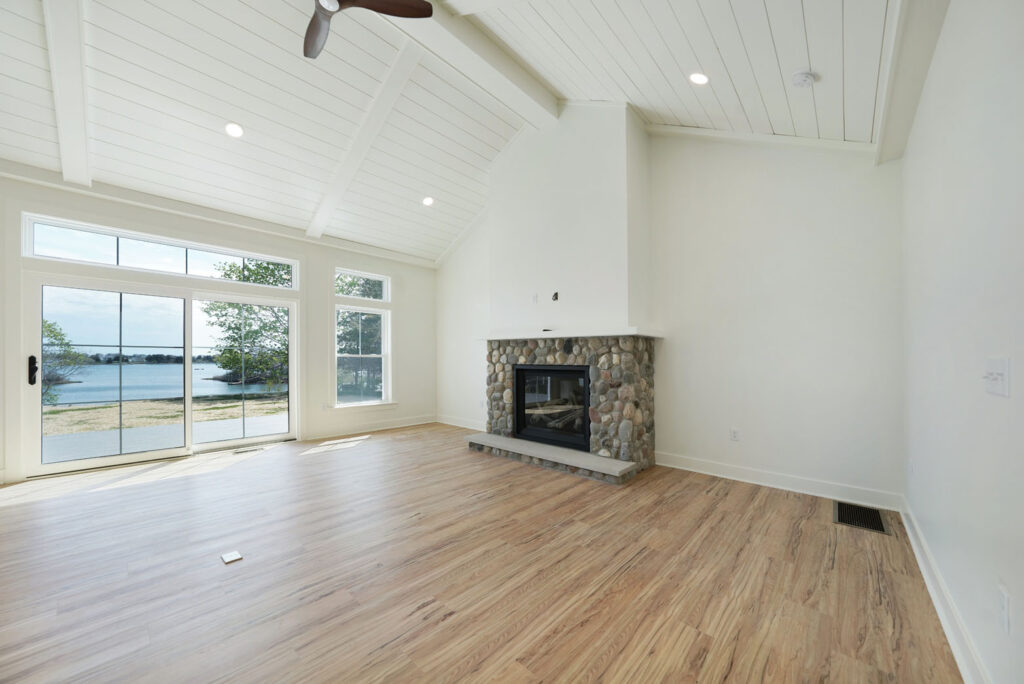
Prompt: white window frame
<box><xmin>17</xmin><ymin>271</ymin><xmax>299</xmax><ymax>480</ymax></box>
<box><xmin>334</xmin><ymin>265</ymin><xmax>392</xmax><ymax>408</ymax></box>
<box><xmin>334</xmin><ymin>304</ymin><xmax>391</xmax><ymax>408</ymax></box>
<box><xmin>334</xmin><ymin>266</ymin><xmax>390</xmax><ymax>303</ymax></box>
<box><xmin>22</xmin><ymin>212</ymin><xmax>300</xmax><ymax>291</ymax></box>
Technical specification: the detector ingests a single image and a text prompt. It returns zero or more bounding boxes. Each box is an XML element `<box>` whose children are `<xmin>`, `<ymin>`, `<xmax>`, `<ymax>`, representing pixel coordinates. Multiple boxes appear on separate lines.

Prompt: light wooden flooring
<box><xmin>0</xmin><ymin>424</ymin><xmax>960</xmax><ymax>682</ymax></box>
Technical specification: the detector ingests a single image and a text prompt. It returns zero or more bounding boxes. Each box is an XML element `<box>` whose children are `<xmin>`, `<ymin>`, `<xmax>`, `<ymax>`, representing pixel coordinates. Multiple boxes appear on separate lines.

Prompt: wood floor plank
<box><xmin>0</xmin><ymin>424</ymin><xmax>961</xmax><ymax>682</ymax></box>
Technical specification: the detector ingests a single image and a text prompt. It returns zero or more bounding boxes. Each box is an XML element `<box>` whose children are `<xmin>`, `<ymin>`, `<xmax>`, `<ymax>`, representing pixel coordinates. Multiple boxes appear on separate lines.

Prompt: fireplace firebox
<box><xmin>513</xmin><ymin>365</ymin><xmax>590</xmax><ymax>451</ymax></box>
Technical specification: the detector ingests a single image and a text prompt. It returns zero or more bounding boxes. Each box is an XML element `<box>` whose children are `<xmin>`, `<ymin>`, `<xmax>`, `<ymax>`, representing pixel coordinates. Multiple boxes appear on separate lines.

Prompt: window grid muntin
<box><xmin>335</xmin><ymin>303</ymin><xmax>390</xmax><ymax>406</ymax></box>
<box><xmin>25</xmin><ymin>214</ymin><xmax>298</xmax><ymax>291</ymax></box>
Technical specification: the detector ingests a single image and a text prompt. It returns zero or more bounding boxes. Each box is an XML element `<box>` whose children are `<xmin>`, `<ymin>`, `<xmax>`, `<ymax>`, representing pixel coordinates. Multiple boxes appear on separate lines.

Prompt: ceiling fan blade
<box><xmin>348</xmin><ymin>0</ymin><xmax>433</xmax><ymax>18</ymax></box>
<box><xmin>304</xmin><ymin>9</ymin><xmax>333</xmax><ymax>58</ymax></box>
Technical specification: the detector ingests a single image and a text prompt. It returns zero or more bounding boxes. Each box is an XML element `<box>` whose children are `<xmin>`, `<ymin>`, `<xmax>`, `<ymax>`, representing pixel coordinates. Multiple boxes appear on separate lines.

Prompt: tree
<box><xmin>201</xmin><ymin>260</ymin><xmax>290</xmax><ymax>389</ymax></box>
<box><xmin>335</xmin><ymin>274</ymin><xmax>384</xmax><ymax>399</ymax></box>
<box><xmin>335</xmin><ymin>272</ymin><xmax>383</xmax><ymax>355</ymax></box>
<box><xmin>335</xmin><ymin>272</ymin><xmax>383</xmax><ymax>299</ymax></box>
<box><xmin>41</xmin><ymin>320</ymin><xmax>90</xmax><ymax>404</ymax></box>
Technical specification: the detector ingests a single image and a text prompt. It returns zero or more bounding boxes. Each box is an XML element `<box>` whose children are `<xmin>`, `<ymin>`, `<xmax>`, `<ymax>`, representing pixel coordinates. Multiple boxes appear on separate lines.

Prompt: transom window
<box><xmin>335</xmin><ymin>267</ymin><xmax>391</xmax><ymax>406</ymax></box>
<box><xmin>335</xmin><ymin>268</ymin><xmax>389</xmax><ymax>301</ymax></box>
<box><xmin>27</xmin><ymin>215</ymin><xmax>296</xmax><ymax>289</ymax></box>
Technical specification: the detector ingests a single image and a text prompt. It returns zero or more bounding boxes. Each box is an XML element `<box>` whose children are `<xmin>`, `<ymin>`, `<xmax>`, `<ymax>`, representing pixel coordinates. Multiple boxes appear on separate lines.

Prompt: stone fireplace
<box><xmin>474</xmin><ymin>335</ymin><xmax>655</xmax><ymax>483</ymax></box>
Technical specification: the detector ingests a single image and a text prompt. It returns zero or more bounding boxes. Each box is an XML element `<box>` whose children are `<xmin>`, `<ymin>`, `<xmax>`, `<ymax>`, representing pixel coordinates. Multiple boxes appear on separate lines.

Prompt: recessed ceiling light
<box><xmin>224</xmin><ymin>122</ymin><xmax>244</xmax><ymax>138</ymax></box>
<box><xmin>422</xmin><ymin>196</ymin><xmax>434</xmax><ymax>206</ymax></box>
<box><xmin>689</xmin><ymin>73</ymin><xmax>709</xmax><ymax>85</ymax></box>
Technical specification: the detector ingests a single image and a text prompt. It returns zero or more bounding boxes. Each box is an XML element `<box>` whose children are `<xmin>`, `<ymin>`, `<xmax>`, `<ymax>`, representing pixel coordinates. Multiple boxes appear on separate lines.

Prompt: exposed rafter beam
<box><xmin>385</xmin><ymin>6</ymin><xmax>558</xmax><ymax>129</ymax></box>
<box><xmin>41</xmin><ymin>0</ymin><xmax>91</xmax><ymax>187</ymax></box>
<box><xmin>874</xmin><ymin>0</ymin><xmax>950</xmax><ymax>164</ymax></box>
<box><xmin>307</xmin><ymin>40</ymin><xmax>424</xmax><ymax>239</ymax></box>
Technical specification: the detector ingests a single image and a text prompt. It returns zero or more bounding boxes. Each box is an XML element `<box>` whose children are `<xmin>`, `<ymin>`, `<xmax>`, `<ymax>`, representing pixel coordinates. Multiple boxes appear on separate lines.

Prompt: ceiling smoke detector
<box><xmin>792</xmin><ymin>71</ymin><xmax>817</xmax><ymax>88</ymax></box>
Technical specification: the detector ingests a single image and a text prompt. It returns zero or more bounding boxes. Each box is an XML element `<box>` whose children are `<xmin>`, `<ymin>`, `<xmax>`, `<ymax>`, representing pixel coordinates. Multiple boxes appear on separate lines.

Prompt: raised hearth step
<box><xmin>464</xmin><ymin>433</ymin><xmax>637</xmax><ymax>477</ymax></box>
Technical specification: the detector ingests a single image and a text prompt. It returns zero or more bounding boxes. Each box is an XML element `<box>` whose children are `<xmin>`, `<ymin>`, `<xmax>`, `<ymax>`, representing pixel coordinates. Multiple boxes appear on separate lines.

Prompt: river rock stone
<box><xmin>483</xmin><ymin>335</ymin><xmax>657</xmax><ymax>477</ymax></box>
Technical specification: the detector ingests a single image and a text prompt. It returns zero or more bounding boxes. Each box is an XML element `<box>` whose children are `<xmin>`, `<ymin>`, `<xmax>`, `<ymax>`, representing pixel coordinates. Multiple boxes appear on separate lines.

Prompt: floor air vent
<box><xmin>833</xmin><ymin>501</ymin><xmax>890</xmax><ymax>535</ymax></box>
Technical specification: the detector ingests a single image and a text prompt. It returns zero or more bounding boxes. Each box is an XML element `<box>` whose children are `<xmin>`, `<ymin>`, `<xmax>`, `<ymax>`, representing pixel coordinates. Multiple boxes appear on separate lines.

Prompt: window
<box><xmin>335</xmin><ymin>267</ymin><xmax>390</xmax><ymax>406</ymax></box>
<box><xmin>336</xmin><ymin>307</ymin><xmax>388</xmax><ymax>405</ymax></box>
<box><xmin>41</xmin><ymin>286</ymin><xmax>186</xmax><ymax>462</ymax></box>
<box><xmin>335</xmin><ymin>268</ymin><xmax>389</xmax><ymax>301</ymax></box>
<box><xmin>27</xmin><ymin>216</ymin><xmax>296</xmax><ymax>289</ymax></box>
<box><xmin>192</xmin><ymin>300</ymin><xmax>290</xmax><ymax>443</ymax></box>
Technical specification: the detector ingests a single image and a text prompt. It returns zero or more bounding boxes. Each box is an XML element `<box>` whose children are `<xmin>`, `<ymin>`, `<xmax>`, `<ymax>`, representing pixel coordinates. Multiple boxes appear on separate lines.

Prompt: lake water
<box><xmin>51</xmin><ymin>364</ymin><xmax>288</xmax><ymax>404</ymax></box>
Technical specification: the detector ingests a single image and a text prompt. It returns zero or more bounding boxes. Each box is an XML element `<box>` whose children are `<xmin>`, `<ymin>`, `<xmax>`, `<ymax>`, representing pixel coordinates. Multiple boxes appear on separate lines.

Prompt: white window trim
<box><xmin>334</xmin><ymin>266</ymin><xmax>390</xmax><ymax>303</ymax></box>
<box><xmin>22</xmin><ymin>212</ymin><xmax>300</xmax><ymax>291</ymax></box>
<box><xmin>334</xmin><ymin>303</ymin><xmax>391</xmax><ymax>408</ymax></box>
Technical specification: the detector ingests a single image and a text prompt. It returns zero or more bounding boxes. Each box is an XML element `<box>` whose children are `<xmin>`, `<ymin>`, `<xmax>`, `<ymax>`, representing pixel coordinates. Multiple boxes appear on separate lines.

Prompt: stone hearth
<box><xmin>481</xmin><ymin>335</ymin><xmax>655</xmax><ymax>483</ymax></box>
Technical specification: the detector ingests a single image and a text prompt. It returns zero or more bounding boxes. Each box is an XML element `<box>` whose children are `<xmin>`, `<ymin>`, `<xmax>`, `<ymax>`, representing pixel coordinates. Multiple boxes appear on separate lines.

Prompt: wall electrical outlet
<box><xmin>983</xmin><ymin>357</ymin><xmax>1011</xmax><ymax>397</ymax></box>
<box><xmin>729</xmin><ymin>428</ymin><xmax>741</xmax><ymax>442</ymax></box>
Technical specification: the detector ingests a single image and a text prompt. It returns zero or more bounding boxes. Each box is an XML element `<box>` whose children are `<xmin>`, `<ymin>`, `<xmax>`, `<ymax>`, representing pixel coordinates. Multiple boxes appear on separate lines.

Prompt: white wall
<box><xmin>438</xmin><ymin>125</ymin><xmax>907</xmax><ymax>504</ymax></box>
<box><xmin>486</xmin><ymin>103</ymin><xmax>634</xmax><ymax>336</ymax></box>
<box><xmin>650</xmin><ymin>138</ymin><xmax>906</xmax><ymax>506</ymax></box>
<box><xmin>625</xmin><ymin>106</ymin><xmax>652</xmax><ymax>329</ymax></box>
<box><xmin>436</xmin><ymin>217</ymin><xmax>490</xmax><ymax>430</ymax></box>
<box><xmin>0</xmin><ymin>178</ymin><xmax>437</xmax><ymax>482</ymax></box>
<box><xmin>902</xmin><ymin>0</ymin><xmax>1024</xmax><ymax>679</ymax></box>
<box><xmin>436</xmin><ymin>103</ymin><xmax>652</xmax><ymax>430</ymax></box>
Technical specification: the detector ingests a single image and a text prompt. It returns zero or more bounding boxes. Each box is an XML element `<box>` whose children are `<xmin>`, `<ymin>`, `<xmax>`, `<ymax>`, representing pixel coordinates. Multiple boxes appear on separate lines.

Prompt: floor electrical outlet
<box><xmin>221</xmin><ymin>551</ymin><xmax>243</xmax><ymax>564</ymax></box>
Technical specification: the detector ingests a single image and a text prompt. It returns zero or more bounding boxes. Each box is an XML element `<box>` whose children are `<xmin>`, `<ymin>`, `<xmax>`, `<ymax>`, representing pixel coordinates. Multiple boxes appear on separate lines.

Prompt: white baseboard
<box><xmin>654</xmin><ymin>450</ymin><xmax>904</xmax><ymax>510</ymax></box>
<box><xmin>900</xmin><ymin>501</ymin><xmax>990</xmax><ymax>684</ymax></box>
<box><xmin>437</xmin><ymin>415</ymin><xmax>486</xmax><ymax>431</ymax></box>
<box><xmin>304</xmin><ymin>414</ymin><xmax>438</xmax><ymax>442</ymax></box>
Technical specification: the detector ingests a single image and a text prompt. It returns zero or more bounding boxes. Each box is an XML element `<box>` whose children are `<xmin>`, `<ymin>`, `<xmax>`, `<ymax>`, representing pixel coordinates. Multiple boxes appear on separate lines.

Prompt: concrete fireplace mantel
<box><xmin>465</xmin><ymin>433</ymin><xmax>638</xmax><ymax>478</ymax></box>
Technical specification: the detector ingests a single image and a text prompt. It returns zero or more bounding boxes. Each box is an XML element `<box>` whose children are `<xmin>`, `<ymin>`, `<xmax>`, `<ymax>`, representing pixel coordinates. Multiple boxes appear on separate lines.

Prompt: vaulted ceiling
<box><xmin>0</xmin><ymin>0</ymin><xmax>901</xmax><ymax>263</ymax></box>
<box><xmin>453</xmin><ymin>0</ymin><xmax>896</xmax><ymax>144</ymax></box>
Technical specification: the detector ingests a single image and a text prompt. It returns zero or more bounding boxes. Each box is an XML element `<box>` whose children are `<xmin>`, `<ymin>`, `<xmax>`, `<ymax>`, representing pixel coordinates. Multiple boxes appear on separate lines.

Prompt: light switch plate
<box><xmin>984</xmin><ymin>357</ymin><xmax>1011</xmax><ymax>397</ymax></box>
<box><xmin>220</xmin><ymin>551</ymin><xmax>243</xmax><ymax>564</ymax></box>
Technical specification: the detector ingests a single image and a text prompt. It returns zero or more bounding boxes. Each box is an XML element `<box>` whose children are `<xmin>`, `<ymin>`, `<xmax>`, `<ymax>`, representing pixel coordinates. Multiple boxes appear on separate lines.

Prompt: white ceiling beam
<box><xmin>385</xmin><ymin>5</ymin><xmax>558</xmax><ymax>129</ymax></box>
<box><xmin>874</xmin><ymin>0</ymin><xmax>951</xmax><ymax>164</ymax></box>
<box><xmin>307</xmin><ymin>40</ymin><xmax>424</xmax><ymax>239</ymax></box>
<box><xmin>41</xmin><ymin>0</ymin><xmax>91</xmax><ymax>187</ymax></box>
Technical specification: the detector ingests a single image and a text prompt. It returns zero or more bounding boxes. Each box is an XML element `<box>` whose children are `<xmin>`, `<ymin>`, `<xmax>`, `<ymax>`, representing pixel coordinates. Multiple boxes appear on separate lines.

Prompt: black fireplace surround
<box><xmin>513</xmin><ymin>365</ymin><xmax>591</xmax><ymax>451</ymax></box>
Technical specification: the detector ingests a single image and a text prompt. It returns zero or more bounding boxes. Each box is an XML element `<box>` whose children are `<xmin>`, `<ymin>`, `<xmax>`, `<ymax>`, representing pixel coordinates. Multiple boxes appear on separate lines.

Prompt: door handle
<box><xmin>28</xmin><ymin>355</ymin><xmax>38</xmax><ymax>385</ymax></box>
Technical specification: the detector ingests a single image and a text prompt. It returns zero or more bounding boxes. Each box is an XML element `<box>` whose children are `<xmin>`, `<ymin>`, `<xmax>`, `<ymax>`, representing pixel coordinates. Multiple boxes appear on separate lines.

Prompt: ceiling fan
<box><xmin>304</xmin><ymin>0</ymin><xmax>433</xmax><ymax>59</ymax></box>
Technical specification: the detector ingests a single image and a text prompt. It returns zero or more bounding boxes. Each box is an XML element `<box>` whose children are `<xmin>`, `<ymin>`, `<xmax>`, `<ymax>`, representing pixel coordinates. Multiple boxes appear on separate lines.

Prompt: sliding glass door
<box><xmin>24</xmin><ymin>276</ymin><xmax>295</xmax><ymax>477</ymax></box>
<box><xmin>41</xmin><ymin>286</ymin><xmax>185</xmax><ymax>464</ymax></box>
<box><xmin>192</xmin><ymin>300</ymin><xmax>290</xmax><ymax>444</ymax></box>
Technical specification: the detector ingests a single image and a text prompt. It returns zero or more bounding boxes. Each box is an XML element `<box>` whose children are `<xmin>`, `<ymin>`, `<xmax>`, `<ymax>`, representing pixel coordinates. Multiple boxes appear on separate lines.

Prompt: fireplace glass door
<box><xmin>514</xmin><ymin>365</ymin><xmax>590</xmax><ymax>451</ymax></box>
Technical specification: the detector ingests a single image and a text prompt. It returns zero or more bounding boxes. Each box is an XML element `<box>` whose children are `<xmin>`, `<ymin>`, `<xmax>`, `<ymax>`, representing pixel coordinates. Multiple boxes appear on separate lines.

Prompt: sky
<box><xmin>35</xmin><ymin>225</ymin><xmax>291</xmax><ymax>355</ymax></box>
<box><xmin>34</xmin><ymin>223</ymin><xmax>244</xmax><ymax>278</ymax></box>
<box><xmin>42</xmin><ymin>286</ymin><xmax>231</xmax><ymax>351</ymax></box>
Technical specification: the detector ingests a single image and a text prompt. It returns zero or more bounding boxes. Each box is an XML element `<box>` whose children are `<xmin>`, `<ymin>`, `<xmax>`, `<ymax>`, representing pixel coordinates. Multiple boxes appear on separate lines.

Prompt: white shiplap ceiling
<box><xmin>0</xmin><ymin>0</ymin><xmax>901</xmax><ymax>262</ymax></box>
<box><xmin>0</xmin><ymin>0</ymin><xmax>529</xmax><ymax>263</ymax></box>
<box><xmin>450</xmin><ymin>0</ymin><xmax>897</xmax><ymax>144</ymax></box>
<box><xmin>0</xmin><ymin>0</ymin><xmax>61</xmax><ymax>171</ymax></box>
